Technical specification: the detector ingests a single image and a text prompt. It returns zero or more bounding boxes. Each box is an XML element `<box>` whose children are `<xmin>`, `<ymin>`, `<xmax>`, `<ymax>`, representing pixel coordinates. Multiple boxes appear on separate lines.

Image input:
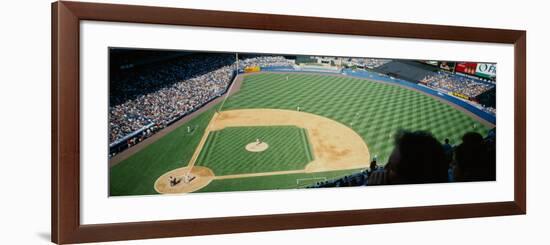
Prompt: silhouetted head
<box><xmin>385</xmin><ymin>131</ymin><xmax>447</xmax><ymax>184</ymax></box>
<box><xmin>370</xmin><ymin>159</ymin><xmax>378</xmax><ymax>170</ymax></box>
<box><xmin>454</xmin><ymin>132</ymin><xmax>496</xmax><ymax>181</ymax></box>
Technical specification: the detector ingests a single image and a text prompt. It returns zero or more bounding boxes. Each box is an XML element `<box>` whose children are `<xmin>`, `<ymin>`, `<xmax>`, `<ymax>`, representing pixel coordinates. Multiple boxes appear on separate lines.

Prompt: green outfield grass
<box><xmin>109</xmin><ymin>72</ymin><xmax>493</xmax><ymax>196</ymax></box>
<box><xmin>196</xmin><ymin>126</ymin><xmax>313</xmax><ymax>175</ymax></box>
<box><xmin>223</xmin><ymin>73</ymin><xmax>492</xmax><ymax>164</ymax></box>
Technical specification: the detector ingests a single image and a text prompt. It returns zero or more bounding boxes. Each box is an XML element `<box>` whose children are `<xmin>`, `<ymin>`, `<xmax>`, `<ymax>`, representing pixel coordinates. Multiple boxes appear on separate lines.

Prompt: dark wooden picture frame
<box><xmin>51</xmin><ymin>1</ymin><xmax>526</xmax><ymax>244</ymax></box>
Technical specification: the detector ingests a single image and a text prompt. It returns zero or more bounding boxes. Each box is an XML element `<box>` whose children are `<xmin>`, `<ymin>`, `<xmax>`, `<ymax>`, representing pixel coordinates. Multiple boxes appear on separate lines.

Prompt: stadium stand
<box><xmin>350</xmin><ymin>58</ymin><xmax>391</xmax><ymax>69</ymax></box>
<box><xmin>373</xmin><ymin>60</ymin><xmax>439</xmax><ymax>82</ymax></box>
<box><xmin>238</xmin><ymin>55</ymin><xmax>295</xmax><ymax>69</ymax></box>
<box><xmin>420</xmin><ymin>71</ymin><xmax>495</xmax><ymax>98</ymax></box>
<box><xmin>109</xmin><ymin>53</ymin><xmax>295</xmax><ymax>156</ymax></box>
<box><xmin>475</xmin><ymin>87</ymin><xmax>496</xmax><ymax>114</ymax></box>
<box><xmin>109</xmin><ymin>53</ymin><xmax>236</xmax><ymax>145</ymax></box>
<box><xmin>110</xmin><ymin>49</ymin><xmax>195</xmax><ymax>70</ymax></box>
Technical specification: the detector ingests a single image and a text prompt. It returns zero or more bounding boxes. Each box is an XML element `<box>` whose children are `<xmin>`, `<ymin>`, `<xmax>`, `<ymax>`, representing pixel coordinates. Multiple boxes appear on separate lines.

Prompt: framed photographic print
<box><xmin>52</xmin><ymin>1</ymin><xmax>526</xmax><ymax>244</ymax></box>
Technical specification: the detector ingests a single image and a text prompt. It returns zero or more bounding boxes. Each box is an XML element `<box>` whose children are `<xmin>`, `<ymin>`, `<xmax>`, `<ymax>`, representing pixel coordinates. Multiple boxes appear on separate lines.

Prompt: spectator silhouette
<box><xmin>442</xmin><ymin>138</ymin><xmax>453</xmax><ymax>162</ymax></box>
<box><xmin>369</xmin><ymin>159</ymin><xmax>378</xmax><ymax>173</ymax></box>
<box><xmin>442</xmin><ymin>138</ymin><xmax>456</xmax><ymax>182</ymax></box>
<box><xmin>368</xmin><ymin>131</ymin><xmax>447</xmax><ymax>185</ymax></box>
<box><xmin>453</xmin><ymin>132</ymin><xmax>496</xmax><ymax>182</ymax></box>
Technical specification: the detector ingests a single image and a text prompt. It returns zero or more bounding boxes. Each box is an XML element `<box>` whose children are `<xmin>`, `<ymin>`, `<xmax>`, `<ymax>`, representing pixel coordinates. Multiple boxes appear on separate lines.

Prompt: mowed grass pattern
<box><xmin>196</xmin><ymin>126</ymin><xmax>313</xmax><ymax>175</ymax></box>
<box><xmin>223</xmin><ymin>73</ymin><xmax>492</xmax><ymax>164</ymax></box>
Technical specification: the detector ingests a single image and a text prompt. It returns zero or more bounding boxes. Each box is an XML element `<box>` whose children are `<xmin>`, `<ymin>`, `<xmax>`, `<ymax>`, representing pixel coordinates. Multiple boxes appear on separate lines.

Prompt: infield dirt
<box><xmin>154</xmin><ymin>108</ymin><xmax>371</xmax><ymax>194</ymax></box>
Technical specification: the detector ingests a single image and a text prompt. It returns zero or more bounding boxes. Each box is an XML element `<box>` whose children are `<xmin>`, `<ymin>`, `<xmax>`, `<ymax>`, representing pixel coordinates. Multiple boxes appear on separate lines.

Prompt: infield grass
<box><xmin>196</xmin><ymin>126</ymin><xmax>313</xmax><ymax>175</ymax></box>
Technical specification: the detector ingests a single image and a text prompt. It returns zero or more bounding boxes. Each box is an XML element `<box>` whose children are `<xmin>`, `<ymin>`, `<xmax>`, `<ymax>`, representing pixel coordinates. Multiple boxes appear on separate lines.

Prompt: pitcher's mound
<box><xmin>245</xmin><ymin>142</ymin><xmax>269</xmax><ymax>152</ymax></box>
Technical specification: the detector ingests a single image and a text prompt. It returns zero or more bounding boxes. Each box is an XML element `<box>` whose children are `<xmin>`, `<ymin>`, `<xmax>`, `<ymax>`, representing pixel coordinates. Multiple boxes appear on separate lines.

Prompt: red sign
<box><xmin>455</xmin><ymin>62</ymin><xmax>477</xmax><ymax>75</ymax></box>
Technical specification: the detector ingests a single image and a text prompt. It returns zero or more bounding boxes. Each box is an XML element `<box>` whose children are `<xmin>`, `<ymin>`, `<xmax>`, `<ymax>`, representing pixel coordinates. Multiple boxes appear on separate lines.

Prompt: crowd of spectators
<box><xmin>360</xmin><ymin>58</ymin><xmax>392</xmax><ymax>69</ymax></box>
<box><xmin>481</xmin><ymin>106</ymin><xmax>496</xmax><ymax>115</ymax></box>
<box><xmin>238</xmin><ymin>55</ymin><xmax>295</xmax><ymax>69</ymax></box>
<box><xmin>109</xmin><ymin>54</ymin><xmax>236</xmax><ymax>145</ymax></box>
<box><xmin>342</xmin><ymin>58</ymin><xmax>392</xmax><ymax>70</ymax></box>
<box><xmin>308</xmin><ymin>129</ymin><xmax>496</xmax><ymax>188</ymax></box>
<box><xmin>109</xmin><ymin>54</ymin><xmax>297</xmax><ymax>153</ymax></box>
<box><xmin>421</xmin><ymin>72</ymin><xmax>494</xmax><ymax>98</ymax></box>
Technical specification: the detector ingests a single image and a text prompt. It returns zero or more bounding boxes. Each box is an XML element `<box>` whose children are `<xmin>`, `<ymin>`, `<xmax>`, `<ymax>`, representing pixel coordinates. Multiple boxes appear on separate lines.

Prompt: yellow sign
<box><xmin>451</xmin><ymin>92</ymin><xmax>469</xmax><ymax>100</ymax></box>
<box><xmin>244</xmin><ymin>66</ymin><xmax>261</xmax><ymax>73</ymax></box>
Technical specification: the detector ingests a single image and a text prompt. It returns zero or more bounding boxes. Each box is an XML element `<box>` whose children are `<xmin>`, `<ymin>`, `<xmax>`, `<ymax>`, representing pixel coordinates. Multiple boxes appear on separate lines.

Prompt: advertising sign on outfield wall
<box><xmin>475</xmin><ymin>63</ymin><xmax>497</xmax><ymax>79</ymax></box>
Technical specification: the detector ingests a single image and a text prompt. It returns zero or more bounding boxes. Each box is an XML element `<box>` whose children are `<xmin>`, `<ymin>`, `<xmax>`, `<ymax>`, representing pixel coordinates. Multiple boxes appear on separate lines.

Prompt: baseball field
<box><xmin>109</xmin><ymin>72</ymin><xmax>492</xmax><ymax>196</ymax></box>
